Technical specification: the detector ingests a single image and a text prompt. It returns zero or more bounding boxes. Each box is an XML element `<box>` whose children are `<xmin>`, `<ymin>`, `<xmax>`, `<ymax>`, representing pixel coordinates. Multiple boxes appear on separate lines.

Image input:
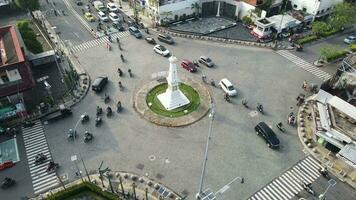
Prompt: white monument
<box><xmin>157</xmin><ymin>56</ymin><xmax>190</xmax><ymax>110</ymax></box>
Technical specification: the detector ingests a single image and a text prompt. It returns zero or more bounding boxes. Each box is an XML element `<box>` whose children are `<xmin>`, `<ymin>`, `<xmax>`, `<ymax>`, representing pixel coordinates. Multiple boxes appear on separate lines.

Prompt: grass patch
<box><xmin>17</xmin><ymin>20</ymin><xmax>43</xmax><ymax>53</ymax></box>
<box><xmin>146</xmin><ymin>83</ymin><xmax>200</xmax><ymax>117</ymax></box>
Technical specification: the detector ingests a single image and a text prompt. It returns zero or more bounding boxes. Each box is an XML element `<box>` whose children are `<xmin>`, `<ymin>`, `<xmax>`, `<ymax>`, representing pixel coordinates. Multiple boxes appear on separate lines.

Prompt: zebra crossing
<box><xmin>22</xmin><ymin>120</ymin><xmax>59</xmax><ymax>195</ymax></box>
<box><xmin>276</xmin><ymin>50</ymin><xmax>332</xmax><ymax>81</ymax></box>
<box><xmin>70</xmin><ymin>31</ymin><xmax>130</xmax><ymax>54</ymax></box>
<box><xmin>248</xmin><ymin>156</ymin><xmax>322</xmax><ymax>200</ymax></box>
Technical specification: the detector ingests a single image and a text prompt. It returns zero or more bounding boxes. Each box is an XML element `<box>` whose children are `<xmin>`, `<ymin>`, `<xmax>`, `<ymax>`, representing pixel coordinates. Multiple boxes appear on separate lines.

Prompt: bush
<box><xmin>350</xmin><ymin>44</ymin><xmax>356</xmax><ymax>52</ymax></box>
<box><xmin>320</xmin><ymin>46</ymin><xmax>348</xmax><ymax>62</ymax></box>
<box><xmin>242</xmin><ymin>16</ymin><xmax>253</xmax><ymax>26</ymax></box>
<box><xmin>320</xmin><ymin>29</ymin><xmax>340</xmax><ymax>37</ymax></box>
<box><xmin>46</xmin><ymin>182</ymin><xmax>120</xmax><ymax>200</ymax></box>
<box><xmin>297</xmin><ymin>35</ymin><xmax>318</xmax><ymax>45</ymax></box>
<box><xmin>17</xmin><ymin>20</ymin><xmax>43</xmax><ymax>53</ymax></box>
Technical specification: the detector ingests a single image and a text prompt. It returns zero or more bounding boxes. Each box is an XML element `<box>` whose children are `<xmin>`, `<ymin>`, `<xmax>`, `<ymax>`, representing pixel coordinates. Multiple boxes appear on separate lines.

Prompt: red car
<box><xmin>0</xmin><ymin>161</ymin><xmax>15</xmax><ymax>171</ymax></box>
<box><xmin>181</xmin><ymin>59</ymin><xmax>197</xmax><ymax>73</ymax></box>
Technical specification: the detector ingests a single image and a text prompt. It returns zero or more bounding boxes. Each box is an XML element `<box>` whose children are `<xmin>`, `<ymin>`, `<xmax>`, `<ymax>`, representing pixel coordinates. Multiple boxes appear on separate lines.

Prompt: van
<box><xmin>254</xmin><ymin>122</ymin><xmax>280</xmax><ymax>149</ymax></box>
<box><xmin>219</xmin><ymin>78</ymin><xmax>237</xmax><ymax>96</ymax></box>
<box><xmin>157</xmin><ymin>34</ymin><xmax>174</xmax><ymax>44</ymax></box>
<box><xmin>129</xmin><ymin>26</ymin><xmax>142</xmax><ymax>38</ymax></box>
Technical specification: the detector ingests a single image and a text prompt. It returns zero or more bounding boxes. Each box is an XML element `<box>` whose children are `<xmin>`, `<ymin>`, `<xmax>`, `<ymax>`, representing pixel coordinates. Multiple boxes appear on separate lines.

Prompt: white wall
<box><xmin>159</xmin><ymin>0</ymin><xmax>199</xmax><ymax>20</ymax></box>
<box><xmin>289</xmin><ymin>0</ymin><xmax>342</xmax><ymax>16</ymax></box>
<box><xmin>236</xmin><ymin>1</ymin><xmax>255</xmax><ymax>19</ymax></box>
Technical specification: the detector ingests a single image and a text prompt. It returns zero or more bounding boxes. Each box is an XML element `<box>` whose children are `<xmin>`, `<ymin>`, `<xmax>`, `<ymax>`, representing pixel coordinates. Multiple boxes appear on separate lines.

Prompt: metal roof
<box><xmin>338</xmin><ymin>143</ymin><xmax>356</xmax><ymax>167</ymax></box>
<box><xmin>327</xmin><ymin>96</ymin><xmax>356</xmax><ymax>120</ymax></box>
<box><xmin>315</xmin><ymin>89</ymin><xmax>333</xmax><ymax>104</ymax></box>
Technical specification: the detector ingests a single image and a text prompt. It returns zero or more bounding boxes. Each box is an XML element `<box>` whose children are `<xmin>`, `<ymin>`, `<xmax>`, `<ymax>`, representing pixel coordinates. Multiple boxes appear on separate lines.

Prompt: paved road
<box><xmin>43</xmin><ymin>30</ymin><xmax>324</xmax><ymax>199</ymax></box>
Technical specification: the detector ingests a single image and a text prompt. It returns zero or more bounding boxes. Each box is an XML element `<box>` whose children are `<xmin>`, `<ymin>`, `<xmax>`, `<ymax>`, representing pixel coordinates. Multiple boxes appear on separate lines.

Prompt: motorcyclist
<box><xmin>242</xmin><ymin>98</ymin><xmax>247</xmax><ymax>106</ymax></box>
<box><xmin>106</xmin><ymin>106</ymin><xmax>112</xmax><ymax>114</ymax></box>
<box><xmin>202</xmin><ymin>75</ymin><xmax>207</xmax><ymax>83</ymax></box>
<box><xmin>117</xmin><ymin>68</ymin><xmax>123</xmax><ymax>76</ymax></box>
<box><xmin>117</xmin><ymin>101</ymin><xmax>122</xmax><ymax>110</ymax></box>
<box><xmin>104</xmin><ymin>93</ymin><xmax>110</xmax><ymax>102</ymax></box>
<box><xmin>224</xmin><ymin>93</ymin><xmax>230</xmax><ymax>102</ymax></box>
<box><xmin>120</xmin><ymin>54</ymin><xmax>124</xmax><ymax>61</ymax></box>
<box><xmin>257</xmin><ymin>103</ymin><xmax>263</xmax><ymax>112</ymax></box>
<box><xmin>277</xmin><ymin>122</ymin><xmax>283</xmax><ymax>128</ymax></box>
<box><xmin>128</xmin><ymin>68</ymin><xmax>132</xmax><ymax>77</ymax></box>
<box><xmin>118</xmin><ymin>81</ymin><xmax>123</xmax><ymax>88</ymax></box>
<box><xmin>96</xmin><ymin>106</ymin><xmax>102</xmax><ymax>115</ymax></box>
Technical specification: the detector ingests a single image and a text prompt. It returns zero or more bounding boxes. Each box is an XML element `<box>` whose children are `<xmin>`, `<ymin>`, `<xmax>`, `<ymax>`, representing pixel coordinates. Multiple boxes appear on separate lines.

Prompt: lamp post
<box><xmin>319</xmin><ymin>179</ymin><xmax>336</xmax><ymax>200</ymax></box>
<box><xmin>196</xmin><ymin>103</ymin><xmax>215</xmax><ymax>199</ymax></box>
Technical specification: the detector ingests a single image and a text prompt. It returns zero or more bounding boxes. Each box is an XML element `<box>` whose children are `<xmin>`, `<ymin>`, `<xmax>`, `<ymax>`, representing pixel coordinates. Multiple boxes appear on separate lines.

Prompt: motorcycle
<box><xmin>95</xmin><ymin>117</ymin><xmax>102</xmax><ymax>127</ymax></box>
<box><xmin>210</xmin><ymin>79</ymin><xmax>216</xmax><ymax>87</ymax></box>
<box><xmin>276</xmin><ymin>122</ymin><xmax>286</xmax><ymax>133</ymax></box>
<box><xmin>96</xmin><ymin>106</ymin><xmax>103</xmax><ymax>116</ymax></box>
<box><xmin>46</xmin><ymin>161</ymin><xmax>59</xmax><ymax>173</ymax></box>
<box><xmin>288</xmin><ymin>115</ymin><xmax>296</xmax><ymax>126</ymax></box>
<box><xmin>118</xmin><ymin>68</ymin><xmax>123</xmax><ymax>77</ymax></box>
<box><xmin>117</xmin><ymin>101</ymin><xmax>122</xmax><ymax>112</ymax></box>
<box><xmin>84</xmin><ymin>131</ymin><xmax>93</xmax><ymax>143</ymax></box>
<box><xmin>67</xmin><ymin>129</ymin><xmax>77</xmax><ymax>140</ymax></box>
<box><xmin>1</xmin><ymin>177</ymin><xmax>15</xmax><ymax>189</ymax></box>
<box><xmin>120</xmin><ymin>54</ymin><xmax>125</xmax><ymax>62</ymax></box>
<box><xmin>319</xmin><ymin>167</ymin><xmax>329</xmax><ymax>179</ymax></box>
<box><xmin>104</xmin><ymin>94</ymin><xmax>110</xmax><ymax>103</ymax></box>
<box><xmin>106</xmin><ymin>106</ymin><xmax>113</xmax><ymax>116</ymax></box>
<box><xmin>242</xmin><ymin>99</ymin><xmax>248</xmax><ymax>108</ymax></box>
<box><xmin>118</xmin><ymin>81</ymin><xmax>123</xmax><ymax>90</ymax></box>
<box><xmin>81</xmin><ymin>114</ymin><xmax>89</xmax><ymax>123</ymax></box>
<box><xmin>23</xmin><ymin>120</ymin><xmax>35</xmax><ymax>128</ymax></box>
<box><xmin>34</xmin><ymin>153</ymin><xmax>47</xmax><ymax>165</ymax></box>
<box><xmin>257</xmin><ymin>103</ymin><xmax>264</xmax><ymax>114</ymax></box>
<box><xmin>224</xmin><ymin>94</ymin><xmax>231</xmax><ymax>103</ymax></box>
<box><xmin>128</xmin><ymin>69</ymin><xmax>132</xmax><ymax>77</ymax></box>
<box><xmin>202</xmin><ymin>75</ymin><xmax>207</xmax><ymax>83</ymax></box>
<box><xmin>302</xmin><ymin>182</ymin><xmax>315</xmax><ymax>196</ymax></box>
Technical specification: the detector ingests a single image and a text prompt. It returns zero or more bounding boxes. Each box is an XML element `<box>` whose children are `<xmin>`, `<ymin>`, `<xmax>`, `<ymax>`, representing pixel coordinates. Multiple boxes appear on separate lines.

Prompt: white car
<box><xmin>97</xmin><ymin>11</ymin><xmax>109</xmax><ymax>22</ymax></box>
<box><xmin>153</xmin><ymin>45</ymin><xmax>170</xmax><ymax>56</ymax></box>
<box><xmin>108</xmin><ymin>12</ymin><xmax>120</xmax><ymax>24</ymax></box>
<box><xmin>219</xmin><ymin>78</ymin><xmax>237</xmax><ymax>96</ymax></box>
<box><xmin>344</xmin><ymin>36</ymin><xmax>356</xmax><ymax>44</ymax></box>
<box><xmin>107</xmin><ymin>2</ymin><xmax>119</xmax><ymax>12</ymax></box>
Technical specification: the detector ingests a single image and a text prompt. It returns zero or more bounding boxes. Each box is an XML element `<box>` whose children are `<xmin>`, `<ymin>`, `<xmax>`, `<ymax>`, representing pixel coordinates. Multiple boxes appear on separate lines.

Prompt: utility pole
<box><xmin>80</xmin><ymin>153</ymin><xmax>91</xmax><ymax>182</ymax></box>
<box><xmin>119</xmin><ymin>176</ymin><xmax>125</xmax><ymax>197</ymax></box>
<box><xmin>196</xmin><ymin>103</ymin><xmax>215</xmax><ymax>199</ymax></box>
<box><xmin>98</xmin><ymin>161</ymin><xmax>114</xmax><ymax>193</ymax></box>
<box><xmin>132</xmin><ymin>182</ymin><xmax>137</xmax><ymax>200</ymax></box>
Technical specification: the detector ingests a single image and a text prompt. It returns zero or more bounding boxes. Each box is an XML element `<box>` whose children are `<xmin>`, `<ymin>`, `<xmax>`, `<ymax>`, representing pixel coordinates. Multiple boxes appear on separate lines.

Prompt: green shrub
<box><xmin>350</xmin><ymin>44</ymin><xmax>356</xmax><ymax>52</ymax></box>
<box><xmin>242</xmin><ymin>16</ymin><xmax>253</xmax><ymax>26</ymax></box>
<box><xmin>17</xmin><ymin>20</ymin><xmax>43</xmax><ymax>53</ymax></box>
<box><xmin>297</xmin><ymin>35</ymin><xmax>318</xmax><ymax>45</ymax></box>
<box><xmin>320</xmin><ymin>46</ymin><xmax>348</xmax><ymax>62</ymax></box>
<box><xmin>46</xmin><ymin>182</ymin><xmax>120</xmax><ymax>200</ymax></box>
<box><xmin>320</xmin><ymin>29</ymin><xmax>340</xmax><ymax>37</ymax></box>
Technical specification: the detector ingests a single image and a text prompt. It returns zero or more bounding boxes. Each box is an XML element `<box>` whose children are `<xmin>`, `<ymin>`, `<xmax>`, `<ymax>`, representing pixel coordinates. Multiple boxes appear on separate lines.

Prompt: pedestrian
<box><xmin>302</xmin><ymin>80</ymin><xmax>308</xmax><ymax>91</ymax></box>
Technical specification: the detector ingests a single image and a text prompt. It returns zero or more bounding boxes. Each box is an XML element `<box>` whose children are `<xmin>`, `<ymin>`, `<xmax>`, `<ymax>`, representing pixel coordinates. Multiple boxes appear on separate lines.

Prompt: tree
<box><xmin>242</xmin><ymin>16</ymin><xmax>253</xmax><ymax>26</ymax></box>
<box><xmin>329</xmin><ymin>2</ymin><xmax>356</xmax><ymax>30</ymax></box>
<box><xmin>191</xmin><ymin>2</ymin><xmax>201</xmax><ymax>17</ymax></box>
<box><xmin>14</xmin><ymin>0</ymin><xmax>39</xmax><ymax>11</ymax></box>
<box><xmin>311</xmin><ymin>21</ymin><xmax>329</xmax><ymax>36</ymax></box>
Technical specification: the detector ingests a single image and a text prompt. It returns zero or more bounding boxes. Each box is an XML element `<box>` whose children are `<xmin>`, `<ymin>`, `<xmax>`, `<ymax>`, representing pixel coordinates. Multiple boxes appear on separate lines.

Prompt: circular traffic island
<box><xmin>134</xmin><ymin>76</ymin><xmax>212</xmax><ymax>127</ymax></box>
<box><xmin>146</xmin><ymin>83</ymin><xmax>200</xmax><ymax>118</ymax></box>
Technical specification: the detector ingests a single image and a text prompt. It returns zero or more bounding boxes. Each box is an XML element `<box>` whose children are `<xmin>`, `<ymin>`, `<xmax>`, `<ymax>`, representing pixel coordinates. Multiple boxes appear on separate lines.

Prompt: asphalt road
<box><xmin>42</xmin><ymin>30</ymin><xmax>325</xmax><ymax>200</ymax></box>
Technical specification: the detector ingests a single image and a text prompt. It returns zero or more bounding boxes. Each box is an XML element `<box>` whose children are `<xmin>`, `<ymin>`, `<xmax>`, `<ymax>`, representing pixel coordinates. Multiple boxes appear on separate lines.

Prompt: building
<box><xmin>312</xmin><ymin>89</ymin><xmax>356</xmax><ymax>168</ymax></box>
<box><xmin>145</xmin><ymin>0</ymin><xmax>255</xmax><ymax>25</ymax></box>
<box><xmin>0</xmin><ymin>0</ymin><xmax>12</xmax><ymax>7</ymax></box>
<box><xmin>0</xmin><ymin>25</ymin><xmax>35</xmax><ymax>121</ymax></box>
<box><xmin>289</xmin><ymin>0</ymin><xmax>342</xmax><ymax>20</ymax></box>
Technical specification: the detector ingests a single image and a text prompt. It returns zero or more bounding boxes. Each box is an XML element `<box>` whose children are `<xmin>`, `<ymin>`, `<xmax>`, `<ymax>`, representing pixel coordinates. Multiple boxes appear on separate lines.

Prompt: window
<box><xmin>0</xmin><ymin>71</ymin><xmax>9</xmax><ymax>84</ymax></box>
<box><xmin>302</xmin><ymin>7</ymin><xmax>307</xmax><ymax>12</ymax></box>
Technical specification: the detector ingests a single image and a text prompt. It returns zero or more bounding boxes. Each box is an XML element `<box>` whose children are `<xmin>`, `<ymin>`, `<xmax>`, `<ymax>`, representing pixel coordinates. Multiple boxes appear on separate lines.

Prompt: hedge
<box><xmin>17</xmin><ymin>20</ymin><xmax>43</xmax><ymax>54</ymax></box>
<box><xmin>45</xmin><ymin>182</ymin><xmax>121</xmax><ymax>200</ymax></box>
<box><xmin>320</xmin><ymin>29</ymin><xmax>340</xmax><ymax>37</ymax></box>
<box><xmin>350</xmin><ymin>44</ymin><xmax>356</xmax><ymax>52</ymax></box>
<box><xmin>323</xmin><ymin>50</ymin><xmax>348</xmax><ymax>62</ymax></box>
<box><xmin>297</xmin><ymin>35</ymin><xmax>318</xmax><ymax>45</ymax></box>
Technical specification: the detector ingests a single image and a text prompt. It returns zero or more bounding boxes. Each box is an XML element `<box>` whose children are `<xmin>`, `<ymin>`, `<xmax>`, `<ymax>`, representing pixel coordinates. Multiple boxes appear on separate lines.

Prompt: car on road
<box><xmin>107</xmin><ymin>2</ymin><xmax>119</xmax><ymax>12</ymax></box>
<box><xmin>153</xmin><ymin>45</ymin><xmax>170</xmax><ymax>56</ymax></box>
<box><xmin>113</xmin><ymin>23</ymin><xmax>125</xmax><ymax>31</ymax></box>
<box><xmin>145</xmin><ymin>37</ymin><xmax>156</xmax><ymax>44</ymax></box>
<box><xmin>84</xmin><ymin>12</ymin><xmax>95</xmax><ymax>22</ymax></box>
<box><xmin>97</xmin><ymin>11</ymin><xmax>109</xmax><ymax>22</ymax></box>
<box><xmin>92</xmin><ymin>76</ymin><xmax>108</xmax><ymax>92</ymax></box>
<box><xmin>0</xmin><ymin>161</ymin><xmax>15</xmax><ymax>171</ymax></box>
<box><xmin>128</xmin><ymin>26</ymin><xmax>142</xmax><ymax>38</ymax></box>
<box><xmin>157</xmin><ymin>34</ymin><xmax>174</xmax><ymax>44</ymax></box>
<box><xmin>199</xmin><ymin>56</ymin><xmax>214</xmax><ymax>67</ymax></box>
<box><xmin>181</xmin><ymin>59</ymin><xmax>197</xmax><ymax>73</ymax></box>
<box><xmin>254</xmin><ymin>122</ymin><xmax>280</xmax><ymax>149</ymax></box>
<box><xmin>94</xmin><ymin>1</ymin><xmax>107</xmax><ymax>12</ymax></box>
<box><xmin>108</xmin><ymin>12</ymin><xmax>120</xmax><ymax>24</ymax></box>
<box><xmin>76</xmin><ymin>0</ymin><xmax>83</xmax><ymax>6</ymax></box>
<box><xmin>344</xmin><ymin>35</ymin><xmax>356</xmax><ymax>44</ymax></box>
<box><xmin>219</xmin><ymin>78</ymin><xmax>237</xmax><ymax>96</ymax></box>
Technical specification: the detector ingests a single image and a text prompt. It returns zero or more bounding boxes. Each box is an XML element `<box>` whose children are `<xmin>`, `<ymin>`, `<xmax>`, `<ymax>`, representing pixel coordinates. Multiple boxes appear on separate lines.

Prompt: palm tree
<box><xmin>191</xmin><ymin>2</ymin><xmax>201</xmax><ymax>18</ymax></box>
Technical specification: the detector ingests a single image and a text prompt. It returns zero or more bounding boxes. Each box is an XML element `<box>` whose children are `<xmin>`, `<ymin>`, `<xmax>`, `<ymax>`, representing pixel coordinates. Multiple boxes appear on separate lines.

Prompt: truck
<box><xmin>43</xmin><ymin>104</ymin><xmax>72</xmax><ymax>121</ymax></box>
<box><xmin>93</xmin><ymin>1</ymin><xmax>106</xmax><ymax>12</ymax></box>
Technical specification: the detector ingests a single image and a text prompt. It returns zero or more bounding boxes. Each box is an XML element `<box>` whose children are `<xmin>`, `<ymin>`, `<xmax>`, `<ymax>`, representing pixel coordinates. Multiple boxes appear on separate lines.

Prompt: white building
<box><xmin>145</xmin><ymin>0</ymin><xmax>255</xmax><ymax>25</ymax></box>
<box><xmin>289</xmin><ymin>0</ymin><xmax>342</xmax><ymax>19</ymax></box>
<box><xmin>0</xmin><ymin>0</ymin><xmax>12</xmax><ymax>7</ymax></box>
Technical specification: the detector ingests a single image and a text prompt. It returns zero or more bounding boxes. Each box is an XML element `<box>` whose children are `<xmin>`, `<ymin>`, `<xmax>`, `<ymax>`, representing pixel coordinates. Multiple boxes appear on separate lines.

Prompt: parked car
<box><xmin>153</xmin><ymin>45</ymin><xmax>170</xmax><ymax>56</ymax></box>
<box><xmin>107</xmin><ymin>2</ymin><xmax>119</xmax><ymax>12</ymax></box>
<box><xmin>157</xmin><ymin>34</ymin><xmax>174</xmax><ymax>44</ymax></box>
<box><xmin>0</xmin><ymin>161</ymin><xmax>15</xmax><ymax>171</ymax></box>
<box><xmin>97</xmin><ymin>11</ymin><xmax>109</xmax><ymax>22</ymax></box>
<box><xmin>219</xmin><ymin>78</ymin><xmax>237</xmax><ymax>96</ymax></box>
<box><xmin>113</xmin><ymin>23</ymin><xmax>124</xmax><ymax>31</ymax></box>
<box><xmin>108</xmin><ymin>12</ymin><xmax>120</xmax><ymax>24</ymax></box>
<box><xmin>84</xmin><ymin>12</ymin><xmax>95</xmax><ymax>22</ymax></box>
<box><xmin>128</xmin><ymin>26</ymin><xmax>142</xmax><ymax>38</ymax></box>
<box><xmin>76</xmin><ymin>0</ymin><xmax>83</xmax><ymax>6</ymax></box>
<box><xmin>92</xmin><ymin>76</ymin><xmax>108</xmax><ymax>92</ymax></box>
<box><xmin>254</xmin><ymin>122</ymin><xmax>280</xmax><ymax>149</ymax></box>
<box><xmin>198</xmin><ymin>56</ymin><xmax>214</xmax><ymax>67</ymax></box>
<box><xmin>145</xmin><ymin>37</ymin><xmax>156</xmax><ymax>44</ymax></box>
<box><xmin>344</xmin><ymin>35</ymin><xmax>356</xmax><ymax>44</ymax></box>
<box><xmin>181</xmin><ymin>59</ymin><xmax>197</xmax><ymax>73</ymax></box>
<box><xmin>94</xmin><ymin>1</ymin><xmax>106</xmax><ymax>12</ymax></box>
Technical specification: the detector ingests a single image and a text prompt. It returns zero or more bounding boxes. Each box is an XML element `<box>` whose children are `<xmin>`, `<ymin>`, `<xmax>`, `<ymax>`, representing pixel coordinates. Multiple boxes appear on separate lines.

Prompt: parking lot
<box><xmin>42</xmin><ymin>30</ymin><xmax>323</xmax><ymax>199</ymax></box>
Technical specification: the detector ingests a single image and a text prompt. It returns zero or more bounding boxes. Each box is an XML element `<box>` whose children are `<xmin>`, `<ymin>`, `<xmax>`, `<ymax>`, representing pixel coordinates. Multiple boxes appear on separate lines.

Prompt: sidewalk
<box><xmin>115</xmin><ymin>0</ymin><xmax>154</xmax><ymax>28</ymax></box>
<box><xmin>297</xmin><ymin>97</ymin><xmax>356</xmax><ymax>189</ymax></box>
<box><xmin>35</xmin><ymin>171</ymin><xmax>183</xmax><ymax>200</ymax></box>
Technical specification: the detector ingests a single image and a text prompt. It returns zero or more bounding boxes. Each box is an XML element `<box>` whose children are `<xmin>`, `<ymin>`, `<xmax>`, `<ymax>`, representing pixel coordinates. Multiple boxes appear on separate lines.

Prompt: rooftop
<box><xmin>0</xmin><ymin>25</ymin><xmax>24</xmax><ymax>67</ymax></box>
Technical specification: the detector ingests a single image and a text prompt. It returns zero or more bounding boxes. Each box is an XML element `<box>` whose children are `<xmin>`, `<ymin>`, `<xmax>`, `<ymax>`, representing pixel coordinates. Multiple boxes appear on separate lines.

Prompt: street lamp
<box><xmin>319</xmin><ymin>179</ymin><xmax>336</xmax><ymax>200</ymax></box>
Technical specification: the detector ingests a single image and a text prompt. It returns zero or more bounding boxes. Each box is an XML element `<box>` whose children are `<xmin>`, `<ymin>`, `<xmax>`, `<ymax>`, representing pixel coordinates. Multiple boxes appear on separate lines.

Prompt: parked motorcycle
<box><xmin>319</xmin><ymin>167</ymin><xmax>329</xmax><ymax>179</ymax></box>
<box><xmin>288</xmin><ymin>115</ymin><xmax>296</xmax><ymax>126</ymax></box>
<box><xmin>104</xmin><ymin>94</ymin><xmax>110</xmax><ymax>103</ymax></box>
<box><xmin>118</xmin><ymin>68</ymin><xmax>123</xmax><ymax>77</ymax></box>
<box><xmin>120</xmin><ymin>54</ymin><xmax>124</xmax><ymax>62</ymax></box>
<box><xmin>1</xmin><ymin>177</ymin><xmax>15</xmax><ymax>189</ymax></box>
<box><xmin>202</xmin><ymin>75</ymin><xmax>207</xmax><ymax>83</ymax></box>
<box><xmin>128</xmin><ymin>69</ymin><xmax>132</xmax><ymax>77</ymax></box>
<box><xmin>210</xmin><ymin>79</ymin><xmax>216</xmax><ymax>87</ymax></box>
<box><xmin>276</xmin><ymin>122</ymin><xmax>286</xmax><ymax>133</ymax></box>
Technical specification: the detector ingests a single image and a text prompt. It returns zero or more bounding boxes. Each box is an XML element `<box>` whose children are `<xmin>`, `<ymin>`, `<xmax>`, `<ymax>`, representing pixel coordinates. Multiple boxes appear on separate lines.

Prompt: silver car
<box><xmin>344</xmin><ymin>36</ymin><xmax>356</xmax><ymax>44</ymax></box>
<box><xmin>199</xmin><ymin>56</ymin><xmax>214</xmax><ymax>67</ymax></box>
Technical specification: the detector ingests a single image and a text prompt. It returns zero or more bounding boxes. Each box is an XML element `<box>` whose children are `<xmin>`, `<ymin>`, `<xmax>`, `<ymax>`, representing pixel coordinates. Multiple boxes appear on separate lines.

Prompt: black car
<box><xmin>92</xmin><ymin>76</ymin><xmax>108</xmax><ymax>92</ymax></box>
<box><xmin>157</xmin><ymin>34</ymin><xmax>174</xmax><ymax>44</ymax></box>
<box><xmin>254</xmin><ymin>122</ymin><xmax>280</xmax><ymax>149</ymax></box>
<box><xmin>76</xmin><ymin>0</ymin><xmax>83</xmax><ymax>6</ymax></box>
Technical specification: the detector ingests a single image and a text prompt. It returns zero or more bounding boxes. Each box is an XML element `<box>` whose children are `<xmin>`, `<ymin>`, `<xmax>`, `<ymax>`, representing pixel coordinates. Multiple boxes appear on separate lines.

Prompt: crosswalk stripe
<box><xmin>260</xmin><ymin>189</ymin><xmax>272</xmax><ymax>200</ymax></box>
<box><xmin>299</xmin><ymin>162</ymin><xmax>319</xmax><ymax>179</ymax></box>
<box><xmin>33</xmin><ymin>174</ymin><xmax>57</xmax><ymax>187</ymax></box>
<box><xmin>266</xmin><ymin>185</ymin><xmax>283</xmax><ymax>200</ymax></box>
<box><xmin>262</xmin><ymin>187</ymin><xmax>275</xmax><ymax>200</ymax></box>
<box><xmin>275</xmin><ymin>179</ymin><xmax>294</xmax><ymax>198</ymax></box>
<box><xmin>272</xmin><ymin>181</ymin><xmax>291</xmax><ymax>199</ymax></box>
<box><xmin>268</xmin><ymin>183</ymin><xmax>288</xmax><ymax>200</ymax></box>
<box><xmin>292</xmin><ymin>167</ymin><xmax>313</xmax><ymax>183</ymax></box>
<box><xmin>256</xmin><ymin>192</ymin><xmax>268</xmax><ymax>200</ymax></box>
<box><xmin>303</xmin><ymin>158</ymin><xmax>320</xmax><ymax>171</ymax></box>
<box><xmin>34</xmin><ymin>178</ymin><xmax>59</xmax><ymax>192</ymax></box>
<box><xmin>284</xmin><ymin>172</ymin><xmax>303</xmax><ymax>190</ymax></box>
<box><xmin>280</xmin><ymin>175</ymin><xmax>299</xmax><ymax>194</ymax></box>
<box><xmin>306</xmin><ymin>157</ymin><xmax>321</xmax><ymax>168</ymax></box>
<box><xmin>24</xmin><ymin>135</ymin><xmax>46</xmax><ymax>145</ymax></box>
<box><xmin>276</xmin><ymin>50</ymin><xmax>331</xmax><ymax>80</ymax></box>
